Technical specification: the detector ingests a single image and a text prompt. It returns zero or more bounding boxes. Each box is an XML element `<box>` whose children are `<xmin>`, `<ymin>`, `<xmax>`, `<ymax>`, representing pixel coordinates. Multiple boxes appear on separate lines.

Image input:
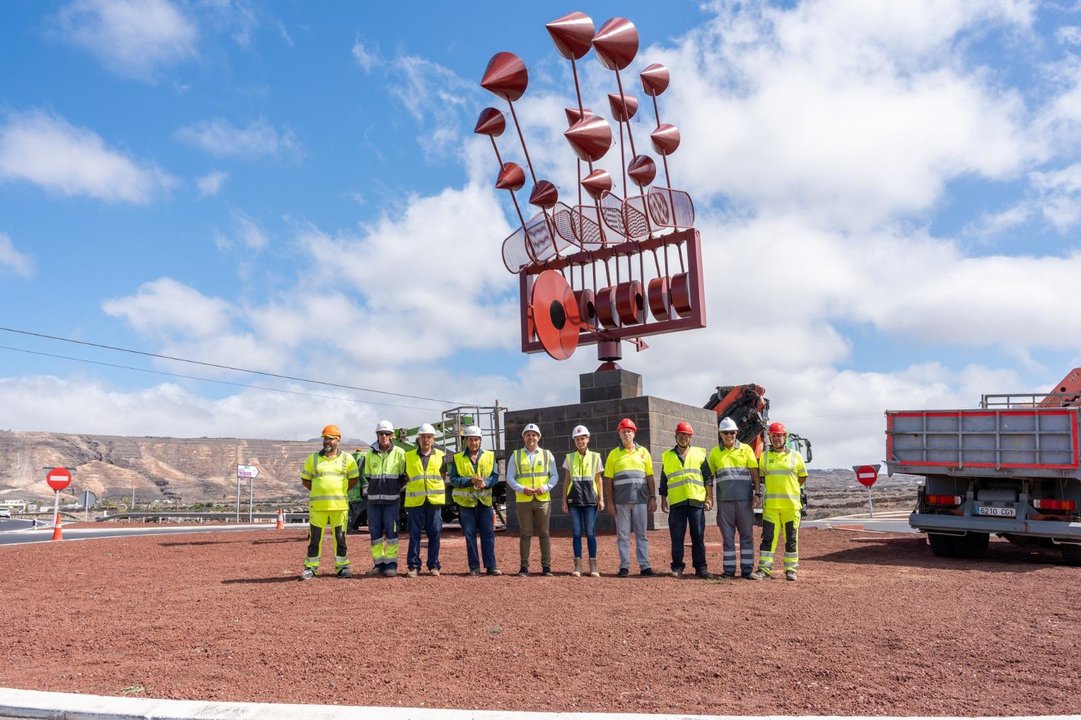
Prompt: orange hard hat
<box><xmin>321</xmin><ymin>424</ymin><xmax>342</xmax><ymax>439</ymax></box>
<box><xmin>617</xmin><ymin>418</ymin><xmax>637</xmax><ymax>432</ymax></box>
<box><xmin>675</xmin><ymin>421</ymin><xmax>694</xmax><ymax>436</ymax></box>
<box><xmin>768</xmin><ymin>422</ymin><xmax>786</xmax><ymax>435</ymax></box>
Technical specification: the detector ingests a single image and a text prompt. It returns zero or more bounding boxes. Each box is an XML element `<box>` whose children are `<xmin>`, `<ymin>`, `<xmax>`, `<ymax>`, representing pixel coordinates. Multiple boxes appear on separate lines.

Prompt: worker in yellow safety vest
<box><xmin>403</xmin><ymin>424</ymin><xmax>446</xmax><ymax>577</ymax></box>
<box><xmin>751</xmin><ymin>422</ymin><xmax>808</xmax><ymax>581</ymax></box>
<box><xmin>659</xmin><ymin>421</ymin><xmax>712</xmax><ymax>579</ymax></box>
<box><xmin>506</xmin><ymin>423</ymin><xmax>558</xmax><ymax>576</ymax></box>
<box><xmin>299</xmin><ymin>424</ymin><xmax>360</xmax><ymax>580</ymax></box>
<box><xmin>706</xmin><ymin>416</ymin><xmax>761</xmax><ymax>579</ymax></box>
<box><xmin>604</xmin><ymin>418</ymin><xmax>657</xmax><ymax>577</ymax></box>
<box><xmin>449</xmin><ymin>425</ymin><xmax>501</xmax><ymax>576</ymax></box>
<box><xmin>561</xmin><ymin>424</ymin><xmax>604</xmax><ymax>577</ymax></box>
<box><xmin>361</xmin><ymin>420</ymin><xmax>407</xmax><ymax>577</ymax></box>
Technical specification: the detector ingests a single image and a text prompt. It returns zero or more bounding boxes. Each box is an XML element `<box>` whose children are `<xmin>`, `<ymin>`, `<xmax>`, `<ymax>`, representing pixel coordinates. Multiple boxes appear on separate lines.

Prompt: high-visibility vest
<box><xmin>564</xmin><ymin>450</ymin><xmax>602</xmax><ymax>506</ymax></box>
<box><xmin>759</xmin><ymin>450</ymin><xmax>806</xmax><ymax>511</ymax></box>
<box><xmin>302</xmin><ymin>451</ymin><xmax>359</xmax><ymax>512</ymax></box>
<box><xmin>451</xmin><ymin>450</ymin><xmax>495</xmax><ymax>507</ymax></box>
<box><xmin>661</xmin><ymin>446</ymin><xmax>707</xmax><ymax>505</ymax></box>
<box><xmin>362</xmin><ymin>445</ymin><xmax>407</xmax><ymax>504</ymax></box>
<box><xmin>708</xmin><ymin>442</ymin><xmax>757</xmax><ymax>502</ymax></box>
<box><xmin>348</xmin><ymin>451</ymin><xmax>365</xmax><ymax>502</ymax></box>
<box><xmin>404</xmin><ymin>448</ymin><xmax>446</xmax><ymax>507</ymax></box>
<box><xmin>604</xmin><ymin>445</ymin><xmax>652</xmax><ymax>505</ymax></box>
<box><xmin>512</xmin><ymin>447</ymin><xmax>554</xmax><ymax>503</ymax></box>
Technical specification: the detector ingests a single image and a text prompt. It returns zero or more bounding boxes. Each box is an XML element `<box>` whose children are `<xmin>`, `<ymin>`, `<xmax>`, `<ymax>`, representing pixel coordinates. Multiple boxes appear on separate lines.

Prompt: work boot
<box><xmin>469</xmin><ymin>569</ymin><xmax>481</xmax><ymax>576</ymax></box>
<box><xmin>785</xmin><ymin>570</ymin><xmax>797</xmax><ymax>582</ymax></box>
<box><xmin>429</xmin><ymin>568</ymin><xmax>440</xmax><ymax>577</ymax></box>
<box><xmin>406</xmin><ymin>568</ymin><xmax>419</xmax><ymax>578</ymax></box>
<box><xmin>749</xmin><ymin>570</ymin><xmax>768</xmax><ymax>580</ymax></box>
<box><xmin>572</xmin><ymin>558</ymin><xmax>582</xmax><ymax>577</ymax></box>
<box><xmin>670</xmin><ymin>568</ymin><xmax>684</xmax><ymax>579</ymax></box>
<box><xmin>517</xmin><ymin>566</ymin><xmax>529</xmax><ymax>577</ymax></box>
<box><xmin>364</xmin><ymin>567</ymin><xmax>382</xmax><ymax>577</ymax></box>
<box><xmin>384</xmin><ymin>568</ymin><xmax>398</xmax><ymax>577</ymax></box>
<box><xmin>487</xmin><ymin>568</ymin><xmax>502</xmax><ymax>576</ymax></box>
<box><xmin>721</xmin><ymin>571</ymin><xmax>737</xmax><ymax>580</ymax></box>
<box><xmin>588</xmin><ymin>559</ymin><xmax>600</xmax><ymax>577</ymax></box>
<box><xmin>299</xmin><ymin>567</ymin><xmax>316</xmax><ymax>581</ymax></box>
<box><xmin>696</xmin><ymin>570</ymin><xmax>714</xmax><ymax>580</ymax></box>
<box><xmin>336</xmin><ymin>566</ymin><xmax>352</xmax><ymax>579</ymax></box>
<box><xmin>542</xmin><ymin>566</ymin><xmax>554</xmax><ymax>577</ymax></box>
<box><xmin>640</xmin><ymin>567</ymin><xmax>656</xmax><ymax>577</ymax></box>
<box><xmin>617</xmin><ymin>567</ymin><xmax>629</xmax><ymax>577</ymax></box>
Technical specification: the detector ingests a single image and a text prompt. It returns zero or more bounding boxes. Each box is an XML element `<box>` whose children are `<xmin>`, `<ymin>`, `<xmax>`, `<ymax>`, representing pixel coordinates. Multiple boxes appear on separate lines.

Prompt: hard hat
<box><xmin>768</xmin><ymin>422</ymin><xmax>787</xmax><ymax>435</ymax></box>
<box><xmin>463</xmin><ymin>425</ymin><xmax>483</xmax><ymax>438</ymax></box>
<box><xmin>675</xmin><ymin>421</ymin><xmax>694</xmax><ymax>436</ymax></box>
<box><xmin>572</xmin><ymin>424</ymin><xmax>590</xmax><ymax>438</ymax></box>
<box><xmin>321</xmin><ymin>424</ymin><xmax>342</xmax><ymax>439</ymax></box>
<box><xmin>522</xmin><ymin>423</ymin><xmax>542</xmax><ymax>437</ymax></box>
<box><xmin>718</xmin><ymin>417</ymin><xmax>739</xmax><ymax>433</ymax></box>
<box><xmin>375</xmin><ymin>420</ymin><xmax>394</xmax><ymax>434</ymax></box>
<box><xmin>617</xmin><ymin>418</ymin><xmax>637</xmax><ymax>432</ymax></box>
<box><xmin>417</xmin><ymin>423</ymin><xmax>436</xmax><ymax>436</ymax></box>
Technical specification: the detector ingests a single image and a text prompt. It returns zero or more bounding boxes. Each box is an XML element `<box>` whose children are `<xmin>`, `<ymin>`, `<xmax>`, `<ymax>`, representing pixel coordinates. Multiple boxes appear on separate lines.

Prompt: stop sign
<box><xmin>46</xmin><ymin>467</ymin><xmax>72</xmax><ymax>492</ymax></box>
<box><xmin>853</xmin><ymin>464</ymin><xmax>880</xmax><ymax>488</ymax></box>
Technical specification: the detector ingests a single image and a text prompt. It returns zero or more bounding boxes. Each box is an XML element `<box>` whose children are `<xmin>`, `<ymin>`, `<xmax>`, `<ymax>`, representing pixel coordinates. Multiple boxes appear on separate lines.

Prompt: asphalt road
<box><xmin>0</xmin><ymin>520</ymin><xmax>287</xmax><ymax>545</ymax></box>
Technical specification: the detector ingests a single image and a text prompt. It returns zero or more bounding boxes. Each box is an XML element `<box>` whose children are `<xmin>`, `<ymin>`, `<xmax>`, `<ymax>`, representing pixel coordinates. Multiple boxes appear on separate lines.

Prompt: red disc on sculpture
<box><xmin>647</xmin><ymin>276</ymin><xmax>671</xmax><ymax>320</ymax></box>
<box><xmin>496</xmin><ymin>162</ymin><xmax>525</xmax><ymax>191</ymax></box>
<box><xmin>574</xmin><ymin>288</ymin><xmax>596</xmax><ymax>324</ymax></box>
<box><xmin>670</xmin><ymin>272</ymin><xmax>693</xmax><ymax>317</ymax></box>
<box><xmin>615</xmin><ymin>280</ymin><xmax>644</xmax><ymax>325</ymax></box>
<box><xmin>547</xmin><ymin>11</ymin><xmax>595</xmax><ymax>60</ymax></box>
<box><xmin>595</xmin><ymin>285</ymin><xmax>619</xmax><ymax>328</ymax></box>
<box><xmin>46</xmin><ymin>466</ymin><xmax>72</xmax><ymax>492</ymax></box>
<box><xmin>474</xmin><ymin>107</ymin><xmax>506</xmax><ymax>137</ymax></box>
<box><xmin>531</xmin><ymin>270</ymin><xmax>580</xmax><ymax>360</ymax></box>
<box><xmin>582</xmin><ymin>169</ymin><xmax>613</xmax><ymax>200</ymax></box>
<box><xmin>565</xmin><ymin>114</ymin><xmax>613</xmax><ymax>163</ymax></box>
<box><xmin>627</xmin><ymin>154</ymin><xmax>656</xmax><ymax>187</ymax></box>
<box><xmin>481</xmin><ymin>52</ymin><xmax>529</xmax><ymax>101</ymax></box>
<box><xmin>529</xmin><ymin>180</ymin><xmax>559</xmax><ymax>209</ymax></box>
<box><xmin>650</xmin><ymin>124</ymin><xmax>681</xmax><ymax>156</ymax></box>
<box><xmin>607</xmin><ymin>93</ymin><xmax>638</xmax><ymax>122</ymax></box>
<box><xmin>640</xmin><ymin>63</ymin><xmax>670</xmax><ymax>96</ymax></box>
<box><xmin>592</xmin><ymin>17</ymin><xmax>638</xmax><ymax>71</ymax></box>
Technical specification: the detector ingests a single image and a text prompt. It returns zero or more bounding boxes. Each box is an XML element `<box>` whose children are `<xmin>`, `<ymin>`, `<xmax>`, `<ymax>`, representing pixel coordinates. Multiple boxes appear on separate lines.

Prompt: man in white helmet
<box><xmin>361</xmin><ymin>420</ymin><xmax>407</xmax><ymax>577</ymax></box>
<box><xmin>506</xmin><ymin>423</ymin><xmax>558</xmax><ymax>576</ymax></box>
<box><xmin>449</xmin><ymin>425</ymin><xmax>501</xmax><ymax>575</ymax></box>
<box><xmin>403</xmin><ymin>423</ymin><xmax>447</xmax><ymax>577</ymax></box>
<box><xmin>706</xmin><ymin>416</ymin><xmax>761</xmax><ymax>579</ymax></box>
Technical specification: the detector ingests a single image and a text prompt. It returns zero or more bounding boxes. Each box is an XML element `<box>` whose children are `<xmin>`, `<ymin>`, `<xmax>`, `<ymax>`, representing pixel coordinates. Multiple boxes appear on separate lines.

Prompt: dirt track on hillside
<box><xmin>1</xmin><ymin>525</ymin><xmax>1078</xmax><ymax>716</ymax></box>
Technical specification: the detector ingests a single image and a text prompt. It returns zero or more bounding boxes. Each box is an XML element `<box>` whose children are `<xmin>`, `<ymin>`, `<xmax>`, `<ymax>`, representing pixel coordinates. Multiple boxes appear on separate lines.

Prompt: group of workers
<box><xmin>298</xmin><ymin>416</ymin><xmax>808</xmax><ymax>582</ymax></box>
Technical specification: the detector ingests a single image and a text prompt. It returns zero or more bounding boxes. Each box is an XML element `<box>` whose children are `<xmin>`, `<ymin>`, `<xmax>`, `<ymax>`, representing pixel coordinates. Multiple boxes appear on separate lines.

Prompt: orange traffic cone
<box><xmin>276</xmin><ymin>508</ymin><xmax>284</xmax><ymax>530</ymax></box>
<box><xmin>51</xmin><ymin>511</ymin><xmax>63</xmax><ymax>541</ymax></box>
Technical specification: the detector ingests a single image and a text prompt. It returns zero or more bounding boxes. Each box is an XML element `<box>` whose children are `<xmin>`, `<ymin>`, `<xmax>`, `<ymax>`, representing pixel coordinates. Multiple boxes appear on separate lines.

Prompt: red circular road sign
<box><xmin>854</xmin><ymin>464</ymin><xmax>879</xmax><ymax>488</ymax></box>
<box><xmin>46</xmin><ymin>467</ymin><xmax>72</xmax><ymax>492</ymax></box>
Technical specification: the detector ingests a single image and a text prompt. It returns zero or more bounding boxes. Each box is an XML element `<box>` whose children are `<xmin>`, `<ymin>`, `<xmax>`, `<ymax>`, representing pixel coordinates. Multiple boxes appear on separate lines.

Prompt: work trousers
<box><xmin>459</xmin><ymin>504</ymin><xmax>497</xmax><ymax>572</ymax></box>
<box><xmin>368</xmin><ymin>501</ymin><xmax>399</xmax><ymax>571</ymax></box>
<box><xmin>347</xmin><ymin>500</ymin><xmax>365</xmax><ymax>533</ymax></box>
<box><xmin>717</xmin><ymin>500</ymin><xmax>756</xmax><ymax>576</ymax></box>
<box><xmin>758</xmin><ymin>506</ymin><xmax>800</xmax><ymax>576</ymax></box>
<box><xmin>615</xmin><ymin>502</ymin><xmax>651</xmax><ymax>571</ymax></box>
<box><xmin>568</xmin><ymin>504</ymin><xmax>598</xmax><ymax>559</ymax></box>
<box><xmin>305</xmin><ymin>508</ymin><xmax>348</xmax><ymax>571</ymax></box>
<box><xmin>516</xmin><ymin>500</ymin><xmax>551</xmax><ymax>568</ymax></box>
<box><xmin>407</xmin><ymin>503</ymin><xmax>442</xmax><ymax>571</ymax></box>
<box><xmin>668</xmin><ymin>503</ymin><xmax>707</xmax><ymax>573</ymax></box>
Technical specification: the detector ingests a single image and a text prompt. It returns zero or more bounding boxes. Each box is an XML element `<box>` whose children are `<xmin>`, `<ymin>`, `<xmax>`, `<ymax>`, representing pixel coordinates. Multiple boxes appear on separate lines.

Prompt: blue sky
<box><xmin>1</xmin><ymin>0</ymin><xmax>1080</xmax><ymax>467</ymax></box>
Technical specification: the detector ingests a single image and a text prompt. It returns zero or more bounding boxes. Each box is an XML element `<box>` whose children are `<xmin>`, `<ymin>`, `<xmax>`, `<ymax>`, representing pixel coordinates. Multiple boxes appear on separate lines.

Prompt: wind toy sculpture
<box><xmin>478</xmin><ymin>11</ymin><xmax>704</xmax><ymax>365</ymax></box>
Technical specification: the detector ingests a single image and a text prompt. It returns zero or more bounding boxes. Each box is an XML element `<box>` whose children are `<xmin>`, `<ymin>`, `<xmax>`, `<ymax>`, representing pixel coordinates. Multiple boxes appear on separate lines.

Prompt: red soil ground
<box><xmin>1</xmin><ymin>525</ymin><xmax>1078</xmax><ymax>716</ymax></box>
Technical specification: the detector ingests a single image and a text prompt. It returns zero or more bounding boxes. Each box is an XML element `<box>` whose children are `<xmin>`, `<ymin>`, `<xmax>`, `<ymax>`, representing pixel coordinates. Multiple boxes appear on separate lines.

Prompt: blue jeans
<box><xmin>668</xmin><ymin>503</ymin><xmax>707</xmax><ymax>573</ymax></box>
<box><xmin>407</xmin><ymin>503</ymin><xmax>442</xmax><ymax>570</ymax></box>
<box><xmin>368</xmin><ymin>502</ymin><xmax>400</xmax><ymax>571</ymax></box>
<box><xmin>459</xmin><ymin>504</ymin><xmax>497</xmax><ymax>571</ymax></box>
<box><xmin>568</xmin><ymin>504</ymin><xmax>598</xmax><ymax>558</ymax></box>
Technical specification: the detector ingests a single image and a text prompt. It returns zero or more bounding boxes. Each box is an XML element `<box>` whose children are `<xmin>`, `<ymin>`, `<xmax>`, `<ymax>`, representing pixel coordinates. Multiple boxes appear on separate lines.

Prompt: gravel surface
<box><xmin>2</xmin><ymin>524</ymin><xmax>1078</xmax><ymax>716</ymax></box>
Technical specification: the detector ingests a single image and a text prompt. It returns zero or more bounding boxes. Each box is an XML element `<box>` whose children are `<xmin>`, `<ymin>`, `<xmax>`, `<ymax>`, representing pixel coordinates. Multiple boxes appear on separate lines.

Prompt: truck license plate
<box><xmin>978</xmin><ymin>506</ymin><xmax>1016</xmax><ymax>518</ymax></box>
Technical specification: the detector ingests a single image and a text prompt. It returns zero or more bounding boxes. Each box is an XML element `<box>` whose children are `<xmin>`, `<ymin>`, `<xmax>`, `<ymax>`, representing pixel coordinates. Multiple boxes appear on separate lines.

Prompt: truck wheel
<box><xmin>927</xmin><ymin>533</ymin><xmax>958</xmax><ymax>557</ymax></box>
<box><xmin>1062</xmin><ymin>544</ymin><xmax>1081</xmax><ymax>567</ymax></box>
<box><xmin>955</xmin><ymin>532</ymin><xmax>989</xmax><ymax>559</ymax></box>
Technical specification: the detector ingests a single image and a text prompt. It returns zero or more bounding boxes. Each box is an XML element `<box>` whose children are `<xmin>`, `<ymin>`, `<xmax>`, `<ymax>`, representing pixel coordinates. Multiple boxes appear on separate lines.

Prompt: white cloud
<box><xmin>102</xmin><ymin>277</ymin><xmax>233</xmax><ymax>338</ymax></box>
<box><xmin>352</xmin><ymin>37</ymin><xmax>379</xmax><ymax>73</ymax></box>
<box><xmin>233</xmin><ymin>210</ymin><xmax>267</xmax><ymax>250</ymax></box>
<box><xmin>175</xmin><ymin>118</ymin><xmax>300</xmax><ymax>159</ymax></box>
<box><xmin>1031</xmin><ymin>163</ymin><xmax>1081</xmax><ymax>230</ymax></box>
<box><xmin>0</xmin><ymin>233</ymin><xmax>35</xmax><ymax>278</ymax></box>
<box><xmin>196</xmin><ymin>170</ymin><xmax>228</xmax><ymax>197</ymax></box>
<box><xmin>0</xmin><ymin>111</ymin><xmax>175</xmax><ymax>203</ymax></box>
<box><xmin>53</xmin><ymin>0</ymin><xmax>197</xmax><ymax>81</ymax></box>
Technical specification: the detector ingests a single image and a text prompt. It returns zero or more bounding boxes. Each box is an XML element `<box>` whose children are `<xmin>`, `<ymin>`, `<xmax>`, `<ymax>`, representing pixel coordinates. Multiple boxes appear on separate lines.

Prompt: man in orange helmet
<box><xmin>299</xmin><ymin>424</ymin><xmax>360</xmax><ymax>580</ymax></box>
<box><xmin>752</xmin><ymin>422</ymin><xmax>807</xmax><ymax>581</ymax></box>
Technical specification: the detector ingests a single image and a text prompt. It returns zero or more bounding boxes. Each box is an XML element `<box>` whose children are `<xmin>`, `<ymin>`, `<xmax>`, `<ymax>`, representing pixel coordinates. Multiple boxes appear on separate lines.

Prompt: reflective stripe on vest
<box><xmin>565</xmin><ymin>450</ymin><xmax>601</xmax><ymax>506</ymax></box>
<box><xmin>708</xmin><ymin>443</ymin><xmax>756</xmax><ymax>502</ymax></box>
<box><xmin>306</xmin><ymin>452</ymin><xmax>354</xmax><ymax>512</ymax></box>
<box><xmin>404</xmin><ymin>448</ymin><xmax>446</xmax><ymax>507</ymax></box>
<box><xmin>662</xmin><ymin>447</ymin><xmax>707</xmax><ymax>505</ymax></box>
<box><xmin>363</xmin><ymin>445</ymin><xmax>407</xmax><ymax>504</ymax></box>
<box><xmin>451</xmin><ymin>450</ymin><xmax>495</xmax><ymax>507</ymax></box>
<box><xmin>513</xmin><ymin>448</ymin><xmax>552</xmax><ymax>503</ymax></box>
<box><xmin>760</xmin><ymin>450</ymin><xmax>804</xmax><ymax>510</ymax></box>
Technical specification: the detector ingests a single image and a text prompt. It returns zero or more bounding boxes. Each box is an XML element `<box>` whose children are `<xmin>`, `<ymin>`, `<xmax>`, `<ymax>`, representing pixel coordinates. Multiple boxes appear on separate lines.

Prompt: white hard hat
<box><xmin>376</xmin><ymin>420</ymin><xmax>394</xmax><ymax>434</ymax></box>
<box><xmin>718</xmin><ymin>417</ymin><xmax>739</xmax><ymax>433</ymax></box>
<box><xmin>417</xmin><ymin>423</ymin><xmax>436</xmax><ymax>436</ymax></box>
<box><xmin>463</xmin><ymin>425</ymin><xmax>482</xmax><ymax>438</ymax></box>
<box><xmin>572</xmin><ymin>424</ymin><xmax>590</xmax><ymax>438</ymax></box>
<box><xmin>522</xmin><ymin>423</ymin><xmax>541</xmax><ymax>437</ymax></box>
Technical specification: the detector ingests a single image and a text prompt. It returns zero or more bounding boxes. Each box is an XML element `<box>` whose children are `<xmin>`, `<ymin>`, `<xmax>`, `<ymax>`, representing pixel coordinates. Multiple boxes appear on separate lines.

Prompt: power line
<box><xmin>0</xmin><ymin>326</ymin><xmax>470</xmax><ymax>406</ymax></box>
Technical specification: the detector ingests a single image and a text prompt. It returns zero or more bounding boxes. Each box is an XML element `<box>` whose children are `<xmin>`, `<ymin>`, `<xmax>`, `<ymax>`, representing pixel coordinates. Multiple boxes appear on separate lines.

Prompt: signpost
<box><xmin>237</xmin><ymin>465</ymin><xmax>259</xmax><ymax>523</ymax></box>
<box><xmin>45</xmin><ymin>467</ymin><xmax>74</xmax><ymax>540</ymax></box>
<box><xmin>853</xmin><ymin>464</ymin><xmax>881</xmax><ymax>516</ymax></box>
<box><xmin>80</xmin><ymin>490</ymin><xmax>97</xmax><ymax>522</ymax></box>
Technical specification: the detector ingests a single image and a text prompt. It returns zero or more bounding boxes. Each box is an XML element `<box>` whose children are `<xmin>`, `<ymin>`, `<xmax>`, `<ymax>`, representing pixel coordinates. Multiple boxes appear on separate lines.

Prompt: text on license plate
<box><xmin>978</xmin><ymin>506</ymin><xmax>1016</xmax><ymax>518</ymax></box>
